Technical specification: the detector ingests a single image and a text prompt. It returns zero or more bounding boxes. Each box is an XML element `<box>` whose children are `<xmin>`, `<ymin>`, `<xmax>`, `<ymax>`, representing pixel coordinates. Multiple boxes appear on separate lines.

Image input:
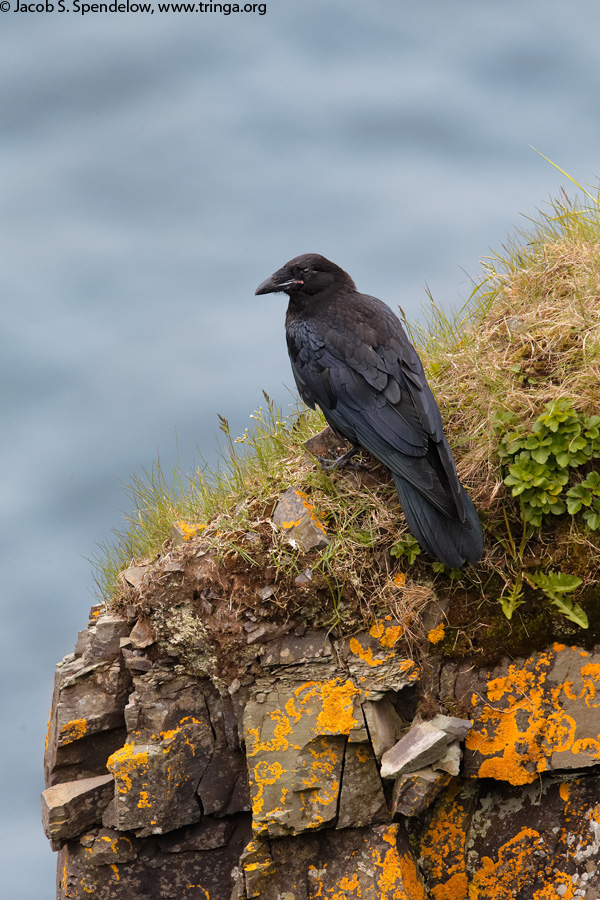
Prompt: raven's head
<box><xmin>255</xmin><ymin>253</ymin><xmax>355</xmax><ymax>298</ymax></box>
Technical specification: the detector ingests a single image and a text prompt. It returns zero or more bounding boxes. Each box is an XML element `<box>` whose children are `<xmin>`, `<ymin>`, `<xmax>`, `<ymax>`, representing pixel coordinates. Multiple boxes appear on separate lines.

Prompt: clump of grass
<box><xmin>91</xmin><ymin>393</ymin><xmax>327</xmax><ymax>600</ymax></box>
<box><xmin>94</xmin><ymin>185</ymin><xmax>600</xmax><ymax>659</ymax></box>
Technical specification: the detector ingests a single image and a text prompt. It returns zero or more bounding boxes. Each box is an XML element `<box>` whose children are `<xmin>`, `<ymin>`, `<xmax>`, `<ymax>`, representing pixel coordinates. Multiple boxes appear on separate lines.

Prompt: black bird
<box><xmin>255</xmin><ymin>253</ymin><xmax>483</xmax><ymax>569</ymax></box>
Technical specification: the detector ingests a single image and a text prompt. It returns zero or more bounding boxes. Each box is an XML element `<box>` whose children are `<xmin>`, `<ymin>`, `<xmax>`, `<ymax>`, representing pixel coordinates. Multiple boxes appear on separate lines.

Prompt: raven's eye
<box><xmin>302</xmin><ymin>267</ymin><xmax>312</xmax><ymax>275</ymax></box>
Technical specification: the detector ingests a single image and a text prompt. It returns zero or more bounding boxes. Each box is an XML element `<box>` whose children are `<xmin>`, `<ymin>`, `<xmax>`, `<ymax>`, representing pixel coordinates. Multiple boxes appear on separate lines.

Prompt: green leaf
<box><xmin>583</xmin><ymin>510</ymin><xmax>600</xmax><ymax>530</ymax></box>
<box><xmin>498</xmin><ymin>581</ymin><xmax>524</xmax><ymax>621</ymax></box>
<box><xmin>548</xmin><ymin>595</ymin><xmax>589</xmax><ymax>629</ymax></box>
<box><xmin>529</xmin><ymin>570</ymin><xmax>582</xmax><ymax>595</ymax></box>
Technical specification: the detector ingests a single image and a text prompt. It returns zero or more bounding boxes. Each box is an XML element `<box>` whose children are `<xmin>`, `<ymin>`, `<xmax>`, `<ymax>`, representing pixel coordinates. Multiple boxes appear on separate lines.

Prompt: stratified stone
<box><xmin>462</xmin><ymin>644</ymin><xmax>600</xmax><ymax>786</ymax></box>
<box><xmin>41</xmin><ymin>774</ymin><xmax>114</xmax><ymax>848</ymax></box>
<box><xmin>82</xmin><ymin>615</ymin><xmax>131</xmax><ymax>665</ymax></box>
<box><xmin>104</xmin><ymin>719</ymin><xmax>214</xmax><ymax>835</ymax></box>
<box><xmin>342</xmin><ymin>624</ymin><xmax>420</xmax><ymax>694</ymax></box>
<box><xmin>241</xmin><ymin>823</ymin><xmax>427</xmax><ymax>900</ymax></box>
<box><xmin>79</xmin><ymin>828</ymin><xmax>140</xmax><ymax>864</ymax></box>
<box><xmin>158</xmin><ymin>818</ymin><xmax>235</xmax><ymax>852</ymax></box>
<box><xmin>244</xmin><ymin>678</ymin><xmax>362</xmax><ymax>837</ymax></box>
<box><xmin>123</xmin><ymin>672</ymin><xmax>212</xmax><ymax>735</ymax></box>
<box><xmin>56</xmin><ymin>815</ymin><xmax>252</xmax><ymax>900</ymax></box>
<box><xmin>122</xmin><ymin>565</ymin><xmax>150</xmax><ymax>589</ymax></box>
<box><xmin>380</xmin><ymin>721</ymin><xmax>453</xmax><ymax>779</ymax></box>
<box><xmin>429</xmin><ymin>714</ymin><xmax>472</xmax><ymax>741</ymax></box>
<box><xmin>171</xmin><ymin>520</ymin><xmax>204</xmax><ymax>547</ymax></box>
<box><xmin>129</xmin><ymin>618</ymin><xmax>155</xmax><ymax>649</ymax></box>
<box><xmin>391</xmin><ymin>768</ymin><xmax>452</xmax><ymax>817</ymax></box>
<box><xmin>260</xmin><ymin>629</ymin><xmax>333</xmax><ymax>667</ymax></box>
<box><xmin>336</xmin><ymin>741</ymin><xmax>389</xmax><ymax>829</ymax></box>
<box><xmin>363</xmin><ymin>696</ymin><xmax>404</xmax><ymax>760</ymax></box>
<box><xmin>45</xmin><ymin>632</ymin><xmax>132</xmax><ymax>787</ymax></box>
<box><xmin>197</xmin><ymin>748</ymin><xmax>251</xmax><ymax>816</ymax></box>
<box><xmin>272</xmin><ymin>487</ymin><xmax>329</xmax><ymax>551</ymax></box>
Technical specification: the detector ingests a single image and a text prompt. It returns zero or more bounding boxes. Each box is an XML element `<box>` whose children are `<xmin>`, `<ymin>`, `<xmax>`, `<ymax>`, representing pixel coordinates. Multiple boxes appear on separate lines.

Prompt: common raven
<box><xmin>256</xmin><ymin>253</ymin><xmax>483</xmax><ymax>569</ymax></box>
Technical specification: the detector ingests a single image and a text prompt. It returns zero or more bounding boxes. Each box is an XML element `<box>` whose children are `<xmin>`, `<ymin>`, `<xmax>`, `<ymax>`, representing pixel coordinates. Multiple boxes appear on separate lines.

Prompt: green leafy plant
<box><xmin>566</xmin><ymin>470</ymin><xmax>600</xmax><ymax>530</ymax></box>
<box><xmin>500</xmin><ymin>400</ymin><xmax>600</xmax><ymax>528</ymax></box>
<box><xmin>525</xmin><ymin>569</ymin><xmax>587</xmax><ymax>629</ymax></box>
<box><xmin>390</xmin><ymin>534</ymin><xmax>421</xmax><ymax>565</ymax></box>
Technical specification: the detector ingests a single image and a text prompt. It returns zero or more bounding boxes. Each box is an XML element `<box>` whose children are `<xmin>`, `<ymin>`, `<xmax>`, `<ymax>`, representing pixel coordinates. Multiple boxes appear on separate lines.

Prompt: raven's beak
<box><xmin>255</xmin><ymin>273</ymin><xmax>303</xmax><ymax>295</ymax></box>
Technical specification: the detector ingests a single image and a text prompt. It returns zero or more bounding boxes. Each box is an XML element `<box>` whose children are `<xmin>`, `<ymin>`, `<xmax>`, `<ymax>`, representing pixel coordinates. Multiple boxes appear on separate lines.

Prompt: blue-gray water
<box><xmin>3</xmin><ymin>1</ymin><xmax>600</xmax><ymax>895</ymax></box>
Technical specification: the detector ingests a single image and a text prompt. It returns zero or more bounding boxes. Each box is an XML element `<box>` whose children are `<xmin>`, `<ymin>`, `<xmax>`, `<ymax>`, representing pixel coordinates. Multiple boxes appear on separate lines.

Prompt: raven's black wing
<box><xmin>286</xmin><ymin>295</ymin><xmax>465</xmax><ymax>522</ymax></box>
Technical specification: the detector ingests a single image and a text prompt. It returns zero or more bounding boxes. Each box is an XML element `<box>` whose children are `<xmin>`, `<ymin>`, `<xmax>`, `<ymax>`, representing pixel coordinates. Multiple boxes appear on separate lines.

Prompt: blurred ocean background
<box><xmin>2</xmin><ymin>0</ymin><xmax>600</xmax><ymax>895</ymax></box>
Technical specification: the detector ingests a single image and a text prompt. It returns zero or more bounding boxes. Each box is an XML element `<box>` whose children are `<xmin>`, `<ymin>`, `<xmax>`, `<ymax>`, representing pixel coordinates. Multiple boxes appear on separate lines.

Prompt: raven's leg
<box><xmin>317</xmin><ymin>445</ymin><xmax>361</xmax><ymax>471</ymax></box>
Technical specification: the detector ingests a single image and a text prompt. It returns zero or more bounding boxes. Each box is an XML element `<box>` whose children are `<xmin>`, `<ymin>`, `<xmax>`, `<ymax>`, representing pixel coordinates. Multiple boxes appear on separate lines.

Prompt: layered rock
<box><xmin>43</xmin><ymin>597</ymin><xmax>600</xmax><ymax>899</ymax></box>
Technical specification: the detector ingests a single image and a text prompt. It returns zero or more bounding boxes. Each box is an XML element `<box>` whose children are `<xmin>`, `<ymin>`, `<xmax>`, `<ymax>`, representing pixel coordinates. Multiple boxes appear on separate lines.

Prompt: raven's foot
<box><xmin>317</xmin><ymin>445</ymin><xmax>361</xmax><ymax>471</ymax></box>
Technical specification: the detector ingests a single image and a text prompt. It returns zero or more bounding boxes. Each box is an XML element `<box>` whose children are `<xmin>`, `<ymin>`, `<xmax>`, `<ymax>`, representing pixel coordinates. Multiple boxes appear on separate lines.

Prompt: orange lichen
<box><xmin>137</xmin><ymin>790</ymin><xmax>152</xmax><ymax>809</ymax></box>
<box><xmin>532</xmin><ymin>873</ymin><xmax>575</xmax><ymax>900</ymax></box>
<box><xmin>246</xmin><ymin>709</ymin><xmax>296</xmax><ymax>757</ymax></box>
<box><xmin>296</xmin><ymin>490</ymin><xmax>328</xmax><ymax>532</ymax></box>
<box><xmin>419</xmin><ymin>781</ymin><xmax>470</xmax><ymax>898</ymax></box>
<box><xmin>107</xmin><ymin>742</ymin><xmax>150</xmax><ymax>794</ymax></box>
<box><xmin>428</xmin><ymin>622</ymin><xmax>446</xmax><ymax>645</ymax></box>
<box><xmin>470</xmin><ymin>828</ymin><xmax>543</xmax><ymax>899</ymax></box>
<box><xmin>373</xmin><ymin>826</ymin><xmax>426</xmax><ymax>899</ymax></box>
<box><xmin>392</xmin><ymin>572</ymin><xmax>406</xmax><ymax>589</ymax></box>
<box><xmin>348</xmin><ymin>637</ymin><xmax>385</xmax><ymax>667</ymax></box>
<box><xmin>59</xmin><ymin>718</ymin><xmax>88</xmax><ymax>745</ymax></box>
<box><xmin>468</xmin><ymin>645</ymin><xmax>600</xmax><ymax>784</ymax></box>
<box><xmin>173</xmin><ymin>520</ymin><xmax>205</xmax><ymax>541</ymax></box>
<box><xmin>369</xmin><ymin>618</ymin><xmax>404</xmax><ymax>647</ymax></box>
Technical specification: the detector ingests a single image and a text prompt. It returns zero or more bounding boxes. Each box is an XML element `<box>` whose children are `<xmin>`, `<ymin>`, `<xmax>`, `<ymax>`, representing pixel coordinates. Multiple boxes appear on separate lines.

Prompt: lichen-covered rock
<box><xmin>45</xmin><ymin>620</ymin><xmax>132</xmax><ymax>787</ymax></box>
<box><xmin>43</xmin><ymin>592</ymin><xmax>600</xmax><ymax>900</ymax></box>
<box><xmin>460</xmin><ymin>643</ymin><xmax>600</xmax><ymax>785</ymax></box>
<box><xmin>56</xmin><ymin>815</ymin><xmax>251</xmax><ymax>900</ymax></box>
<box><xmin>244</xmin><ymin>679</ymin><xmax>359</xmax><ymax>837</ymax></box>
<box><xmin>272</xmin><ymin>486</ymin><xmax>329</xmax><ymax>551</ymax></box>
<box><xmin>419</xmin><ymin>773</ymin><xmax>600</xmax><ymax>899</ymax></box>
<box><xmin>240</xmin><ymin>824</ymin><xmax>426</xmax><ymax>899</ymax></box>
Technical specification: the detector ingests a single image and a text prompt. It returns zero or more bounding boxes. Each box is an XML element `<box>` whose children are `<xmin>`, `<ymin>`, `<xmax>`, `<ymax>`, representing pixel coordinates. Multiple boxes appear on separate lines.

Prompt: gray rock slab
<box><xmin>380</xmin><ymin>722</ymin><xmax>452</xmax><ymax>779</ymax></box>
<box><xmin>41</xmin><ymin>774</ymin><xmax>114</xmax><ymax>847</ymax></box>
<box><xmin>363</xmin><ymin>696</ymin><xmax>404</xmax><ymax>760</ymax></box>
<box><xmin>272</xmin><ymin>486</ymin><xmax>329</xmax><ymax>551</ymax></box>
<box><xmin>336</xmin><ymin>741</ymin><xmax>389</xmax><ymax>829</ymax></box>
<box><xmin>392</xmin><ymin>768</ymin><xmax>452</xmax><ymax>817</ymax></box>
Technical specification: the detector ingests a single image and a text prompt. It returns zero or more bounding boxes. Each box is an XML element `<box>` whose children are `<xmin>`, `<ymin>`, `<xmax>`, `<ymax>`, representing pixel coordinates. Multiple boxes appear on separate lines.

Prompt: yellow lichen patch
<box><xmin>173</xmin><ymin>520</ymin><xmax>205</xmax><ymax>541</ymax></box>
<box><xmin>559</xmin><ymin>781</ymin><xmax>571</xmax><ymax>802</ymax></box>
<box><xmin>532</xmin><ymin>873</ymin><xmax>575</xmax><ymax>900</ymax></box>
<box><xmin>369</xmin><ymin>617</ymin><xmax>404</xmax><ymax>648</ymax></box>
<box><xmin>107</xmin><ymin>743</ymin><xmax>150</xmax><ymax>794</ymax></box>
<box><xmin>314</xmin><ymin>680</ymin><xmax>360</xmax><ymax>734</ymax></box>
<box><xmin>469</xmin><ymin>828</ymin><xmax>543</xmax><ymax>899</ymax></box>
<box><xmin>59</xmin><ymin>718</ymin><xmax>88</xmax><ymax>745</ymax></box>
<box><xmin>348</xmin><ymin>637</ymin><xmax>385</xmax><ymax>667</ymax></box>
<box><xmin>137</xmin><ymin>790</ymin><xmax>152</xmax><ymax>809</ymax></box>
<box><xmin>428</xmin><ymin>622</ymin><xmax>446</xmax><ymax>645</ymax></box>
<box><xmin>109</xmin><ymin>864</ymin><xmax>120</xmax><ymax>882</ymax></box>
<box><xmin>578</xmin><ymin>662</ymin><xmax>600</xmax><ymax>708</ymax></box>
<box><xmin>466</xmin><ymin>651</ymin><xmax>558</xmax><ymax>785</ymax></box>
<box><xmin>392</xmin><ymin>572</ymin><xmax>406</xmax><ymax>589</ymax></box>
<box><xmin>246</xmin><ymin>709</ymin><xmax>297</xmax><ymax>757</ymax></box>
<box><xmin>468</xmin><ymin>646</ymin><xmax>600</xmax><ymax>784</ymax></box>
<box><xmin>419</xmin><ymin>780</ymin><xmax>470</xmax><ymax>899</ymax></box>
<box><xmin>295</xmin><ymin>489</ymin><xmax>327</xmax><ymax>533</ymax></box>
<box><xmin>373</xmin><ymin>825</ymin><xmax>426</xmax><ymax>900</ymax></box>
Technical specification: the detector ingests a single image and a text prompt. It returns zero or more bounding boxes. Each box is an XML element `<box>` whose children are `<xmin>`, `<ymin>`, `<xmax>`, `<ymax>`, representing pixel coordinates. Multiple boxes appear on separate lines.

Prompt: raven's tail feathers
<box><xmin>393</xmin><ymin>475</ymin><xmax>484</xmax><ymax>569</ymax></box>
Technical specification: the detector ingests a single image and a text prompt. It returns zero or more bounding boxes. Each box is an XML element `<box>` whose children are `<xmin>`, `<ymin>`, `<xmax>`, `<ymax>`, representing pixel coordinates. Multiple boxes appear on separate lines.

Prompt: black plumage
<box><xmin>255</xmin><ymin>253</ymin><xmax>483</xmax><ymax>569</ymax></box>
